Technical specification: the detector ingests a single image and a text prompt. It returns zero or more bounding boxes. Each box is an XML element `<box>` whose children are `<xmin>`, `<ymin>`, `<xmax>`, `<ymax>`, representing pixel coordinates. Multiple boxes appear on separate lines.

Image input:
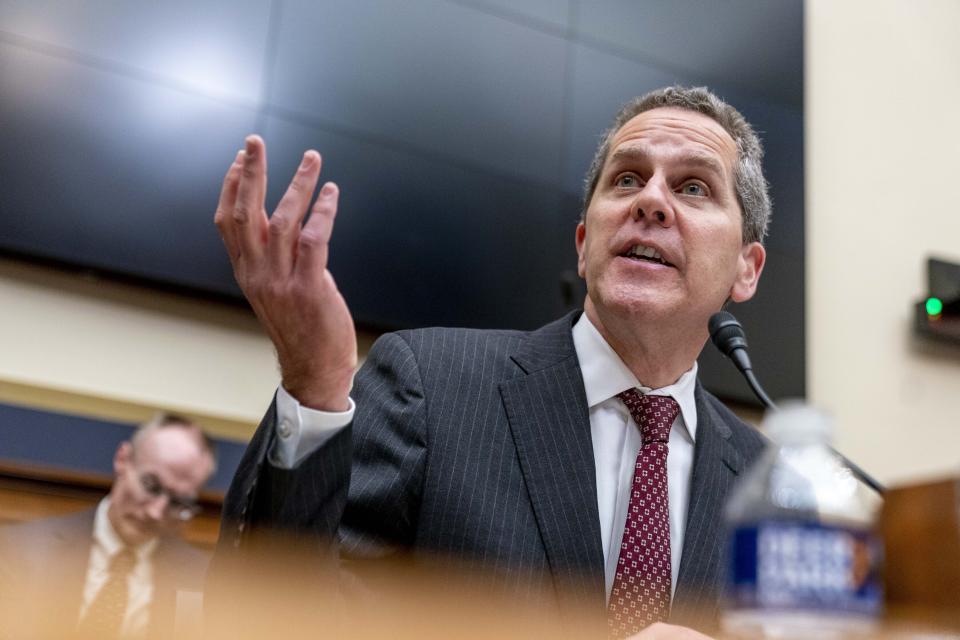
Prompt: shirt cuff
<box><xmin>269</xmin><ymin>385</ymin><xmax>356</xmax><ymax>469</ymax></box>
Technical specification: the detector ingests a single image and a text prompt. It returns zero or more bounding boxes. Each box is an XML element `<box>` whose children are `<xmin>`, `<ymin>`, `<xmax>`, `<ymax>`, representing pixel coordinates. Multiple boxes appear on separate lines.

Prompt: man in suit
<box><xmin>212</xmin><ymin>85</ymin><xmax>769</xmax><ymax>638</ymax></box>
<box><xmin>0</xmin><ymin>413</ymin><xmax>216</xmax><ymax>639</ymax></box>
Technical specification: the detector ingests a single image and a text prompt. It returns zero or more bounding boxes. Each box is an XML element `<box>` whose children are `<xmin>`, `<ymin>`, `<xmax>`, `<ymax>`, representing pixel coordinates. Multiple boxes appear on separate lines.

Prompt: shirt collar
<box><xmin>572</xmin><ymin>313</ymin><xmax>699</xmax><ymax>441</ymax></box>
<box><xmin>94</xmin><ymin>497</ymin><xmax>159</xmax><ymax>560</ymax></box>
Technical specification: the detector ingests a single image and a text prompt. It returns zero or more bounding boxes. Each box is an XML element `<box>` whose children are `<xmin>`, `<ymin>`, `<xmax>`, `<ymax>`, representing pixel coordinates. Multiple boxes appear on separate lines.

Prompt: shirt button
<box><xmin>278</xmin><ymin>420</ymin><xmax>292</xmax><ymax>438</ymax></box>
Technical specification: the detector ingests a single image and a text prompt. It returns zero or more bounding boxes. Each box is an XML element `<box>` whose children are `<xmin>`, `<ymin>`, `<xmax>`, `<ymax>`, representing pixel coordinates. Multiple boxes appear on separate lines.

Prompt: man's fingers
<box><xmin>267</xmin><ymin>150</ymin><xmax>322</xmax><ymax>276</ymax></box>
<box><xmin>233</xmin><ymin>135</ymin><xmax>269</xmax><ymax>264</ymax></box>
<box><xmin>297</xmin><ymin>181</ymin><xmax>339</xmax><ymax>278</ymax></box>
<box><xmin>214</xmin><ymin>150</ymin><xmax>244</xmax><ymax>260</ymax></box>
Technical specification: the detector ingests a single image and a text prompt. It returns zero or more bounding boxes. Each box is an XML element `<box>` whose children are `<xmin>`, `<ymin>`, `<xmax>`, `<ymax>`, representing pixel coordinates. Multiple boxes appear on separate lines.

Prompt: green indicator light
<box><xmin>926</xmin><ymin>297</ymin><xmax>944</xmax><ymax>316</ymax></box>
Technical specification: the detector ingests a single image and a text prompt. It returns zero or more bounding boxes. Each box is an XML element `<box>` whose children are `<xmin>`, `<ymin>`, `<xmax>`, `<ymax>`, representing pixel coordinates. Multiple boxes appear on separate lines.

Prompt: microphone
<box><xmin>709</xmin><ymin>312</ymin><xmax>777</xmax><ymax>411</ymax></box>
<box><xmin>708</xmin><ymin>311</ymin><xmax>885</xmax><ymax>496</ymax></box>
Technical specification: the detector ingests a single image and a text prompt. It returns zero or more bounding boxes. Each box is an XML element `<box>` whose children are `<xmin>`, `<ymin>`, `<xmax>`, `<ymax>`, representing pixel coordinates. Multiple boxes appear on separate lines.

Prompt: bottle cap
<box><xmin>762</xmin><ymin>400</ymin><xmax>833</xmax><ymax>445</ymax></box>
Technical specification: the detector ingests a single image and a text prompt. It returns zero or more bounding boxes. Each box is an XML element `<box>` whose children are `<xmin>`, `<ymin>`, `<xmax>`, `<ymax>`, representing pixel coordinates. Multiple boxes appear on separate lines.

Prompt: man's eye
<box><xmin>141</xmin><ymin>474</ymin><xmax>162</xmax><ymax>496</ymax></box>
<box><xmin>615</xmin><ymin>174</ymin><xmax>640</xmax><ymax>188</ymax></box>
<box><xmin>680</xmin><ymin>181</ymin><xmax>707</xmax><ymax>196</ymax></box>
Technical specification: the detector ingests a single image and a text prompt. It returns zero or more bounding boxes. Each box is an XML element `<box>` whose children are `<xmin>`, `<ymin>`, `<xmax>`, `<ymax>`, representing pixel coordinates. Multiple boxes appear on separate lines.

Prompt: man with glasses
<box><xmin>0</xmin><ymin>413</ymin><xmax>217</xmax><ymax>639</ymax></box>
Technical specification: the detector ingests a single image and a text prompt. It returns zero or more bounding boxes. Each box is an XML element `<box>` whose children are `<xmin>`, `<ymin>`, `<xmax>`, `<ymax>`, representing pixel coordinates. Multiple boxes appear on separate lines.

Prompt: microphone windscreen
<box><xmin>708</xmin><ymin>311</ymin><xmax>748</xmax><ymax>357</ymax></box>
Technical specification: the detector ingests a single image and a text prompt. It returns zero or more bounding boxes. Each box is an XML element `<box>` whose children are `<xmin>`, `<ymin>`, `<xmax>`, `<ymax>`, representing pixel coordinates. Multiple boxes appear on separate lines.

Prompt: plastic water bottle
<box><xmin>721</xmin><ymin>402</ymin><xmax>883</xmax><ymax>639</ymax></box>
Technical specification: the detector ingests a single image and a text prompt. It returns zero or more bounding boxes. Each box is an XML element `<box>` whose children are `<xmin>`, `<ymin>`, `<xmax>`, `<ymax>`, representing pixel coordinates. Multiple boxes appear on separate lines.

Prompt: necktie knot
<box><xmin>617</xmin><ymin>389</ymin><xmax>679</xmax><ymax>444</ymax></box>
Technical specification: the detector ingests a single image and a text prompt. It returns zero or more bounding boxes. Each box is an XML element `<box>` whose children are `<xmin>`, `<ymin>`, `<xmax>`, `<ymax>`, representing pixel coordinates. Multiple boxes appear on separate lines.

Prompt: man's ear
<box><xmin>575</xmin><ymin>222</ymin><xmax>587</xmax><ymax>279</ymax></box>
<box><xmin>114</xmin><ymin>441</ymin><xmax>132</xmax><ymax>477</ymax></box>
<box><xmin>730</xmin><ymin>242</ymin><xmax>766</xmax><ymax>303</ymax></box>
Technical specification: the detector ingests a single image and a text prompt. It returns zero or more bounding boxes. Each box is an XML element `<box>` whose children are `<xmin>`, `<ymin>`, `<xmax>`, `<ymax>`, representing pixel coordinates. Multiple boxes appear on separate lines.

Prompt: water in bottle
<box><xmin>721</xmin><ymin>402</ymin><xmax>883</xmax><ymax>639</ymax></box>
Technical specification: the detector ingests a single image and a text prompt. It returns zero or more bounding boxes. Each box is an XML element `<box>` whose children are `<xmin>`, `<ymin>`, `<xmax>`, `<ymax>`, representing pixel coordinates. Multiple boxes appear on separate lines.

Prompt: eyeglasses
<box><xmin>136</xmin><ymin>471</ymin><xmax>201</xmax><ymax>522</ymax></box>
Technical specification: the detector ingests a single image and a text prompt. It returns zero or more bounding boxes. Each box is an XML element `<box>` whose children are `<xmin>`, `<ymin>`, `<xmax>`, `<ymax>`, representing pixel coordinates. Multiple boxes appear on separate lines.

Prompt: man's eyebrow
<box><xmin>607</xmin><ymin>147</ymin><xmax>728</xmax><ymax>178</ymax></box>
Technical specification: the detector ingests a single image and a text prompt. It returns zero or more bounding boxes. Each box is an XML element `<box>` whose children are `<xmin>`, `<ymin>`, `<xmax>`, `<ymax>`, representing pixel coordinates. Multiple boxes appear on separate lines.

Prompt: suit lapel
<box><xmin>53</xmin><ymin>509</ymin><xmax>97</xmax><ymax>624</ymax></box>
<box><xmin>498</xmin><ymin>313</ymin><xmax>606</xmax><ymax>609</ymax></box>
<box><xmin>671</xmin><ymin>382</ymin><xmax>745</xmax><ymax>627</ymax></box>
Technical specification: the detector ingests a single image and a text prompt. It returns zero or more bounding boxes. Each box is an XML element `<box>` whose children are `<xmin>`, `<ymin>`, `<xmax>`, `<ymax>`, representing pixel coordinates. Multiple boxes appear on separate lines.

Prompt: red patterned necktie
<box><xmin>607</xmin><ymin>390</ymin><xmax>680</xmax><ymax>638</ymax></box>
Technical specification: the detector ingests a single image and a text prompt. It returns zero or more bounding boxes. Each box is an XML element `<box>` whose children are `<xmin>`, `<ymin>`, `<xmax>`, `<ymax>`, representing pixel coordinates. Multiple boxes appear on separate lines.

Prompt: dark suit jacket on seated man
<box><xmin>0</xmin><ymin>413</ymin><xmax>217</xmax><ymax>639</ymax></box>
<box><xmin>212</xmin><ymin>85</ymin><xmax>771</xmax><ymax>639</ymax></box>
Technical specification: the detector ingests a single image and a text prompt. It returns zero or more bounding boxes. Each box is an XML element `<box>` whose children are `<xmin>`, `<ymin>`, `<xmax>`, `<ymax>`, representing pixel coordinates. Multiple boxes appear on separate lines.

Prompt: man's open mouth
<box><xmin>621</xmin><ymin>243</ymin><xmax>674</xmax><ymax>267</ymax></box>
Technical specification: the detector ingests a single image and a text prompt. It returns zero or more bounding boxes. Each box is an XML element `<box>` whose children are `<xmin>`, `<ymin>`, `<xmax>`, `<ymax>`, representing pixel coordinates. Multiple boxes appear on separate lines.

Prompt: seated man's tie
<box><xmin>77</xmin><ymin>546</ymin><xmax>137</xmax><ymax>638</ymax></box>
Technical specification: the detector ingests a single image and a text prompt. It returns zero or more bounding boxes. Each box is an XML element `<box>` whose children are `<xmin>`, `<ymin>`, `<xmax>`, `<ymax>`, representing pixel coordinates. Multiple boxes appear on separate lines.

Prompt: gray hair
<box><xmin>581</xmin><ymin>86</ymin><xmax>771</xmax><ymax>245</ymax></box>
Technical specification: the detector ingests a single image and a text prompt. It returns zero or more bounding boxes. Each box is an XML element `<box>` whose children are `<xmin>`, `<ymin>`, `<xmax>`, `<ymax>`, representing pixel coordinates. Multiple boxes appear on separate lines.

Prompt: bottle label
<box><xmin>726</xmin><ymin>521</ymin><xmax>882</xmax><ymax>616</ymax></box>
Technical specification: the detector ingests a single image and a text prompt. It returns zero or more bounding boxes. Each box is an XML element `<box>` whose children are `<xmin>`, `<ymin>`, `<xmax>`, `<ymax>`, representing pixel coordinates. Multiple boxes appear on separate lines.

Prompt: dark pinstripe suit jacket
<box><xmin>217</xmin><ymin>311</ymin><xmax>767</xmax><ymax>631</ymax></box>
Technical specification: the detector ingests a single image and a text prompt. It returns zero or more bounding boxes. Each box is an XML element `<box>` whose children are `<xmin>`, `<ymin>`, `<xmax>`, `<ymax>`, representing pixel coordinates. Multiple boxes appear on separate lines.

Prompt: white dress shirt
<box><xmin>80</xmin><ymin>498</ymin><xmax>158</xmax><ymax>637</ymax></box>
<box><xmin>272</xmin><ymin>314</ymin><xmax>699</xmax><ymax>602</ymax></box>
<box><xmin>571</xmin><ymin>314</ymin><xmax>698</xmax><ymax>600</ymax></box>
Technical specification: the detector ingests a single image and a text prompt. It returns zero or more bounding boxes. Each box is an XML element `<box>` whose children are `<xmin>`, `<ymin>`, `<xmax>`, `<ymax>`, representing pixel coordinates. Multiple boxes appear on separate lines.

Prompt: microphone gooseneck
<box><xmin>708</xmin><ymin>311</ymin><xmax>886</xmax><ymax>496</ymax></box>
<box><xmin>708</xmin><ymin>312</ymin><xmax>778</xmax><ymax>411</ymax></box>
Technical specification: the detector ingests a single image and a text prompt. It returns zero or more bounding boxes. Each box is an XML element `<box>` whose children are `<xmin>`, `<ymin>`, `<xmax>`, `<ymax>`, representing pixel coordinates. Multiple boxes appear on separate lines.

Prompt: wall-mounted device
<box><xmin>914</xmin><ymin>257</ymin><xmax>960</xmax><ymax>346</ymax></box>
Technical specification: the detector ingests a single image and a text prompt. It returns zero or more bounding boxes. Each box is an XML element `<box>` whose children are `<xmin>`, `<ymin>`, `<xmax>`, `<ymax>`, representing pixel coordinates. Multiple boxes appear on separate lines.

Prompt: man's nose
<box><xmin>145</xmin><ymin>493</ymin><xmax>169</xmax><ymax>521</ymax></box>
<box><xmin>631</xmin><ymin>176</ymin><xmax>675</xmax><ymax>227</ymax></box>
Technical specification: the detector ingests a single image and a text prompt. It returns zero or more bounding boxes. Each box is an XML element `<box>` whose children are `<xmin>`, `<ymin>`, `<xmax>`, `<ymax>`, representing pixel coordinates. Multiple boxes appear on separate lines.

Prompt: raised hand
<box><xmin>215</xmin><ymin>135</ymin><xmax>357</xmax><ymax>411</ymax></box>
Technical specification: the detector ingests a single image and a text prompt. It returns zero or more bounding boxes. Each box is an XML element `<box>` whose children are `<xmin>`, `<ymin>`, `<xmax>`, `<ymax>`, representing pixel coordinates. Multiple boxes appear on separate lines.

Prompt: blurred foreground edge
<box><xmin>3</xmin><ymin>522</ymin><xmax>731</xmax><ymax>639</ymax></box>
<box><xmin>881</xmin><ymin>474</ymin><xmax>960</xmax><ymax>633</ymax></box>
<box><xmin>202</xmin><ymin>527</ymin><xmax>608</xmax><ymax>640</ymax></box>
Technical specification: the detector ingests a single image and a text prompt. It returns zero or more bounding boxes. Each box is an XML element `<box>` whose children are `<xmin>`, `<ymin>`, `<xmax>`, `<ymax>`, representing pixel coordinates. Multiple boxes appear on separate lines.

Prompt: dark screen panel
<box><xmin>0</xmin><ymin>42</ymin><xmax>252</xmax><ymax>294</ymax></box>
<box><xmin>0</xmin><ymin>0</ymin><xmax>805</xmax><ymax>403</ymax></box>
<box><xmin>0</xmin><ymin>0</ymin><xmax>270</xmax><ymax>104</ymax></box>
<box><xmin>454</xmin><ymin>0</ymin><xmax>571</xmax><ymax>31</ymax></box>
<box><xmin>269</xmin><ymin>0</ymin><xmax>569</xmax><ymax>188</ymax></box>
<box><xmin>575</xmin><ymin>0</ymin><xmax>803</xmax><ymax>105</ymax></box>
<box><xmin>263</xmin><ymin>114</ymin><xmax>574</xmax><ymax>330</ymax></box>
